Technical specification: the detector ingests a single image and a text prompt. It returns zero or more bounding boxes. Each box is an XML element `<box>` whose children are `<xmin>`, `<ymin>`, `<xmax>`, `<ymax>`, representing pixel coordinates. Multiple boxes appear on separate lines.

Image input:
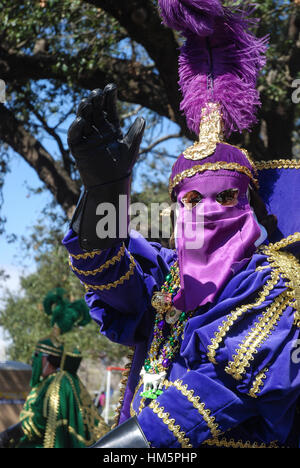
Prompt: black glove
<box><xmin>0</xmin><ymin>422</ymin><xmax>23</xmax><ymax>448</ymax></box>
<box><xmin>89</xmin><ymin>416</ymin><xmax>149</xmax><ymax>448</ymax></box>
<box><xmin>68</xmin><ymin>83</ymin><xmax>145</xmax><ymax>251</ymax></box>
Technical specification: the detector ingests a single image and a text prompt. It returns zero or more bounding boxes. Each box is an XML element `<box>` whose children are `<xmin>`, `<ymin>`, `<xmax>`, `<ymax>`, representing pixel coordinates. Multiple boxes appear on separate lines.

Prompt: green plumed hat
<box><xmin>43</xmin><ymin>287</ymin><xmax>91</xmax><ymax>334</ymax></box>
<box><xmin>30</xmin><ymin>288</ymin><xmax>91</xmax><ymax>386</ymax></box>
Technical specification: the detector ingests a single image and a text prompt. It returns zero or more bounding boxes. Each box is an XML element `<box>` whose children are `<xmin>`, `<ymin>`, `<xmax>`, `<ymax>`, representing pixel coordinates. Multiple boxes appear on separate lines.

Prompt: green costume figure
<box><xmin>18</xmin><ymin>338</ymin><xmax>108</xmax><ymax>448</ymax></box>
<box><xmin>0</xmin><ymin>289</ymin><xmax>109</xmax><ymax>448</ymax></box>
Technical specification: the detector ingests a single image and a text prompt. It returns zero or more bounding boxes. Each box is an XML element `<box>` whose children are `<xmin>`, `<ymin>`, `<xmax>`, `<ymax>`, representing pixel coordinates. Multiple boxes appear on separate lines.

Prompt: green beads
<box><xmin>179</xmin><ymin>312</ymin><xmax>186</xmax><ymax>322</ymax></box>
<box><xmin>144</xmin><ymin>359</ymin><xmax>151</xmax><ymax>372</ymax></box>
<box><xmin>140</xmin><ymin>389</ymin><xmax>163</xmax><ymax>400</ymax></box>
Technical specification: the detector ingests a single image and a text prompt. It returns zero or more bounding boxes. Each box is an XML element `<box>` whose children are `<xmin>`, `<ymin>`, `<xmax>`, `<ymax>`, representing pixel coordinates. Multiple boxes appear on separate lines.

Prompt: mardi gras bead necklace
<box><xmin>140</xmin><ymin>261</ymin><xmax>194</xmax><ymax>400</ymax></box>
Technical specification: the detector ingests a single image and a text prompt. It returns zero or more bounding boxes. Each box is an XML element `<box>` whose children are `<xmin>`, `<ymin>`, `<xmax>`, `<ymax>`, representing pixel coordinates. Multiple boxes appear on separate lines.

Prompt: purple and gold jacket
<box><xmin>63</xmin><ymin>227</ymin><xmax>300</xmax><ymax>448</ymax></box>
<box><xmin>62</xmin><ymin>161</ymin><xmax>300</xmax><ymax>448</ymax></box>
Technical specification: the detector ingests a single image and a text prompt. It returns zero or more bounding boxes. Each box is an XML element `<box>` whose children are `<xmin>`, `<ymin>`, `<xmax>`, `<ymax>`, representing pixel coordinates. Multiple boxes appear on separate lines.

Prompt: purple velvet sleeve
<box><xmin>62</xmin><ymin>229</ymin><xmax>176</xmax><ymax>346</ymax></box>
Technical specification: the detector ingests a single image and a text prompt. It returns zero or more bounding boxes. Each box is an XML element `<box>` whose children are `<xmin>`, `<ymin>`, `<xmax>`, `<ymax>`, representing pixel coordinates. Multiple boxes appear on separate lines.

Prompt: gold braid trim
<box><xmin>36</xmin><ymin>343</ymin><xmax>62</xmax><ymax>357</ymax></box>
<box><xmin>169</xmin><ymin>162</ymin><xmax>259</xmax><ymax>196</ymax></box>
<box><xmin>43</xmin><ymin>371</ymin><xmax>107</xmax><ymax>447</ymax></box>
<box><xmin>225</xmin><ymin>292</ymin><xmax>293</xmax><ymax>380</ymax></box>
<box><xmin>149</xmin><ymin>400</ymin><xmax>193</xmax><ymax>448</ymax></box>
<box><xmin>77</xmin><ymin>380</ymin><xmax>109</xmax><ymax>442</ymax></box>
<box><xmin>255</xmin><ymin>265</ymin><xmax>270</xmax><ymax>272</ymax></box>
<box><xmin>64</xmin><ymin>373</ymin><xmax>83</xmax><ymax>417</ymax></box>
<box><xmin>19</xmin><ymin>409</ymin><xmax>35</xmax><ymax>421</ymax></box>
<box><xmin>69</xmin><ymin>243</ymin><xmax>126</xmax><ymax>276</ymax></box>
<box><xmin>130</xmin><ymin>378</ymin><xmax>144</xmax><ymax>417</ymax></box>
<box><xmin>66</xmin><ymin>424</ymin><xmax>92</xmax><ymax>444</ymax></box>
<box><xmin>22</xmin><ymin>420</ymin><xmax>34</xmax><ymax>440</ymax></box>
<box><xmin>248</xmin><ymin>367</ymin><xmax>269</xmax><ymax>398</ymax></box>
<box><xmin>207</xmin><ymin>268</ymin><xmax>281</xmax><ymax>364</ymax></box>
<box><xmin>69</xmin><ymin>250</ymin><xmax>102</xmax><ymax>260</ymax></box>
<box><xmin>43</xmin><ymin>372</ymin><xmax>63</xmax><ymax>448</ymax></box>
<box><xmin>202</xmin><ymin>437</ymin><xmax>280</xmax><ymax>449</ymax></box>
<box><xmin>163</xmin><ymin>379</ymin><xmax>221</xmax><ymax>439</ymax></box>
<box><xmin>267</xmin><ymin>232</ymin><xmax>300</xmax><ymax>251</ymax></box>
<box><xmin>255</xmin><ymin>159</ymin><xmax>300</xmax><ymax>171</ymax></box>
<box><xmin>261</xmin><ymin>236</ymin><xmax>300</xmax><ymax>326</ymax></box>
<box><xmin>20</xmin><ymin>382</ymin><xmax>48</xmax><ymax>422</ymax></box>
<box><xmin>83</xmin><ymin>253</ymin><xmax>136</xmax><ymax>292</ymax></box>
<box><xmin>111</xmin><ymin>347</ymin><xmax>135</xmax><ymax>429</ymax></box>
<box><xmin>26</xmin><ymin>418</ymin><xmax>43</xmax><ymax>439</ymax></box>
<box><xmin>55</xmin><ymin>419</ymin><xmax>95</xmax><ymax>445</ymax></box>
<box><xmin>138</xmin><ymin>398</ymin><xmax>147</xmax><ymax>415</ymax></box>
<box><xmin>43</xmin><ymin>373</ymin><xmax>59</xmax><ymax>418</ymax></box>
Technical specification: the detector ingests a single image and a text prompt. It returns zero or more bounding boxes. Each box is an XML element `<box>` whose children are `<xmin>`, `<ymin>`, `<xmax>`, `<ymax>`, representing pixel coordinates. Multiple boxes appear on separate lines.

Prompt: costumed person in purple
<box><xmin>62</xmin><ymin>1</ymin><xmax>300</xmax><ymax>448</ymax></box>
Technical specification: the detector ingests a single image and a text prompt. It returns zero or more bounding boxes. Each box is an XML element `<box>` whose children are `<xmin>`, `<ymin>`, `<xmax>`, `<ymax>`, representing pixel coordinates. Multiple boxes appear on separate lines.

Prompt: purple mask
<box><xmin>171</xmin><ymin>145</ymin><xmax>261</xmax><ymax>312</ymax></box>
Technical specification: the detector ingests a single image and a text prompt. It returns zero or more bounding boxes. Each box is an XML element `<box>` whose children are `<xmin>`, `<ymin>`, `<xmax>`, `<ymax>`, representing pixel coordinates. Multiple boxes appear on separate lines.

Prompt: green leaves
<box><xmin>0</xmin><ymin>224</ymin><xmax>127</xmax><ymax>364</ymax></box>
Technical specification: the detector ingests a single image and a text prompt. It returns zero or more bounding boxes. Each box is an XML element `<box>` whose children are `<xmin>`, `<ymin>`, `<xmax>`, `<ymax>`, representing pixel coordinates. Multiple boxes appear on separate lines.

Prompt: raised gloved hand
<box><xmin>68</xmin><ymin>84</ymin><xmax>145</xmax><ymax>251</ymax></box>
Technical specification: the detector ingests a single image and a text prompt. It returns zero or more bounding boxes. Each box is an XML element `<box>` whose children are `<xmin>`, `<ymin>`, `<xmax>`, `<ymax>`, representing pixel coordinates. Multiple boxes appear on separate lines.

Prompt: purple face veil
<box><xmin>171</xmin><ymin>159</ymin><xmax>261</xmax><ymax>312</ymax></box>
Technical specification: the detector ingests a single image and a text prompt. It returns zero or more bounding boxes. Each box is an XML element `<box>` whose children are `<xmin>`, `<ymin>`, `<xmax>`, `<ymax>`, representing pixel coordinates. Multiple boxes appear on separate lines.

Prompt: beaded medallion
<box><xmin>140</xmin><ymin>261</ymin><xmax>194</xmax><ymax>399</ymax></box>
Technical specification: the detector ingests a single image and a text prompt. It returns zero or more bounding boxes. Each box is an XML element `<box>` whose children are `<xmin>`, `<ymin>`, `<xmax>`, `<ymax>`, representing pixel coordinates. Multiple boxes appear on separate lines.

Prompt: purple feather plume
<box><xmin>158</xmin><ymin>1</ymin><xmax>268</xmax><ymax>136</ymax></box>
<box><xmin>158</xmin><ymin>0</ymin><xmax>224</xmax><ymax>36</ymax></box>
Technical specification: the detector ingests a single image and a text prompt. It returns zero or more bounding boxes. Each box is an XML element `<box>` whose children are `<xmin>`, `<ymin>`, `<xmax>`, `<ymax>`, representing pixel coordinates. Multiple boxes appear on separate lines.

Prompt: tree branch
<box><xmin>139</xmin><ymin>132</ymin><xmax>182</xmax><ymax>156</ymax></box>
<box><xmin>0</xmin><ymin>103</ymin><xmax>79</xmax><ymax>218</ymax></box>
<box><xmin>25</xmin><ymin>100</ymin><xmax>73</xmax><ymax>175</ymax></box>
<box><xmin>258</xmin><ymin>8</ymin><xmax>300</xmax><ymax>159</ymax></box>
<box><xmin>0</xmin><ymin>46</ymin><xmax>178</xmax><ymax>128</ymax></box>
<box><xmin>75</xmin><ymin>0</ymin><xmax>192</xmax><ymax>138</ymax></box>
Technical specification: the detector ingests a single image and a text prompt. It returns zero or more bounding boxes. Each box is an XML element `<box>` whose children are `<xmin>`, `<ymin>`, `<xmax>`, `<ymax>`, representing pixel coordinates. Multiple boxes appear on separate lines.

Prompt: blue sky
<box><xmin>1</xmin><ymin>154</ymin><xmax>54</xmax><ymax>265</ymax></box>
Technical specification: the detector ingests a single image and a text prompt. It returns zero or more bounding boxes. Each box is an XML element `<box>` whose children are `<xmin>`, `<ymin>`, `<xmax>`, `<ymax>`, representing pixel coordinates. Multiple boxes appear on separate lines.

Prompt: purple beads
<box><xmin>157</xmin><ymin>320</ymin><xmax>165</xmax><ymax>330</ymax></box>
<box><xmin>162</xmin><ymin>358</ymin><xmax>171</xmax><ymax>368</ymax></box>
